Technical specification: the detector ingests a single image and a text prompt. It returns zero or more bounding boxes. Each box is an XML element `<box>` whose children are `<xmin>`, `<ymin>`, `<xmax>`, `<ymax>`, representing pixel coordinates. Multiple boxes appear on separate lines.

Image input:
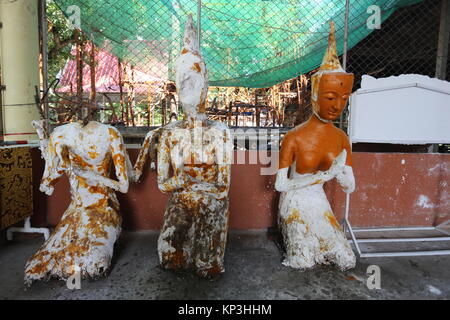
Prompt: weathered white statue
<box><xmin>143</xmin><ymin>15</ymin><xmax>233</xmax><ymax>279</ymax></box>
<box><xmin>274</xmin><ymin>22</ymin><xmax>356</xmax><ymax>271</ymax></box>
<box><xmin>25</xmin><ymin>119</ymin><xmax>131</xmax><ymax>285</ymax></box>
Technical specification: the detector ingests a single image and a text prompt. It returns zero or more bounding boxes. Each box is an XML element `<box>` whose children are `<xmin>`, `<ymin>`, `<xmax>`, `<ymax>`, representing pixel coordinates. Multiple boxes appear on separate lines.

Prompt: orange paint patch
<box><xmin>60</xmin><ymin>146</ymin><xmax>70</xmax><ymax>168</ymax></box>
<box><xmin>184</xmin><ymin>163</ymin><xmax>218</xmax><ymax>184</ymax></box>
<box><xmin>48</xmin><ymin>137</ymin><xmax>56</xmax><ymax>154</ymax></box>
<box><xmin>108</xmin><ymin>128</ymin><xmax>119</xmax><ymax>140</ymax></box>
<box><xmin>324</xmin><ymin>210</ymin><xmax>341</xmax><ymax>230</ymax></box>
<box><xmin>112</xmin><ymin>153</ymin><xmax>126</xmax><ymax>175</ymax></box>
<box><xmin>192</xmin><ymin>63</ymin><xmax>201</xmax><ymax>73</ymax></box>
<box><xmin>77</xmin><ymin>176</ymin><xmax>89</xmax><ymax>188</ymax></box>
<box><xmin>285</xmin><ymin>209</ymin><xmax>305</xmax><ymax>225</ymax></box>
<box><xmin>26</xmin><ymin>259</ymin><xmax>51</xmax><ymax>275</ymax></box>
<box><xmin>163</xmin><ymin>250</ymin><xmax>186</xmax><ymax>269</ymax></box>
<box><xmin>88</xmin><ymin>151</ymin><xmax>99</xmax><ymax>159</ymax></box>
<box><xmin>198</xmin><ymin>101</ymin><xmax>206</xmax><ymax>113</ymax></box>
<box><xmin>97</xmin><ymin>153</ymin><xmax>111</xmax><ymax>174</ymax></box>
<box><xmin>85</xmin><ymin>198</ymin><xmax>107</xmax><ymax>210</ymax></box>
<box><xmin>181</xmin><ymin>48</ymin><xmax>188</xmax><ymax>54</ymax></box>
<box><xmin>72</xmin><ymin>154</ymin><xmax>93</xmax><ymax>169</ymax></box>
<box><xmin>88</xmin><ymin>185</ymin><xmax>107</xmax><ymax>195</ymax></box>
<box><xmin>134</xmin><ymin>156</ymin><xmax>146</xmax><ymax>173</ymax></box>
<box><xmin>85</xmin><ymin>203</ymin><xmax>120</xmax><ymax>239</ymax></box>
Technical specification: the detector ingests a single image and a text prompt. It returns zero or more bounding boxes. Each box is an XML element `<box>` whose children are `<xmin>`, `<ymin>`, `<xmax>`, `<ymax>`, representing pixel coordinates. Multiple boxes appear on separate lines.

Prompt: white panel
<box><xmin>349</xmin><ymin>76</ymin><xmax>450</xmax><ymax>144</ymax></box>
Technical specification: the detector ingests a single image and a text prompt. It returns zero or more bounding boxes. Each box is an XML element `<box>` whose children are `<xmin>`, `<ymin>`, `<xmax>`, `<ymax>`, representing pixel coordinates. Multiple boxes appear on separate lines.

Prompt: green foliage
<box><xmin>46</xmin><ymin>0</ymin><xmax>75</xmax><ymax>85</ymax></box>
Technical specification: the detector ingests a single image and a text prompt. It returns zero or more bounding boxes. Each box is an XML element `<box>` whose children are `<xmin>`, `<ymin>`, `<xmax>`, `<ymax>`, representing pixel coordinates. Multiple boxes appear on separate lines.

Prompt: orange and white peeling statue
<box><xmin>150</xmin><ymin>15</ymin><xmax>233</xmax><ymax>279</ymax></box>
<box><xmin>24</xmin><ymin>119</ymin><xmax>131</xmax><ymax>285</ymax></box>
<box><xmin>274</xmin><ymin>22</ymin><xmax>356</xmax><ymax>270</ymax></box>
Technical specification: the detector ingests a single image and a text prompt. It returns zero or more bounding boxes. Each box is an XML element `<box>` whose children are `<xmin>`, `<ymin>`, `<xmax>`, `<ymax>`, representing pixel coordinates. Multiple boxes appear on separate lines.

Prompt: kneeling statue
<box><xmin>275</xmin><ymin>21</ymin><xmax>356</xmax><ymax>271</ymax></box>
<box><xmin>156</xmin><ymin>15</ymin><xmax>233</xmax><ymax>278</ymax></box>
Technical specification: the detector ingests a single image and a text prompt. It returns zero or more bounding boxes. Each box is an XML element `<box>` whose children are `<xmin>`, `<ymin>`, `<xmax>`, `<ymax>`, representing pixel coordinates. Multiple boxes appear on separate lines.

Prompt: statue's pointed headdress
<box><xmin>318</xmin><ymin>21</ymin><xmax>344</xmax><ymax>73</ymax></box>
<box><xmin>175</xmin><ymin>14</ymin><xmax>209</xmax><ymax>116</ymax></box>
<box><xmin>182</xmin><ymin>14</ymin><xmax>200</xmax><ymax>54</ymax></box>
<box><xmin>311</xmin><ymin>21</ymin><xmax>347</xmax><ymax>111</ymax></box>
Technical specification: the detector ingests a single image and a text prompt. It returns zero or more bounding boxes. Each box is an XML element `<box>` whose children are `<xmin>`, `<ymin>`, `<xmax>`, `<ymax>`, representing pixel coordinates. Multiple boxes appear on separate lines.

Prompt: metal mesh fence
<box><xmin>348</xmin><ymin>0</ymin><xmax>447</xmax><ymax>86</ymax></box>
<box><xmin>43</xmin><ymin>0</ymin><xmax>448</xmax><ymax>130</ymax></box>
<box><xmin>50</xmin><ymin>0</ymin><xmax>421</xmax><ymax>87</ymax></box>
<box><xmin>335</xmin><ymin>0</ymin><xmax>447</xmax><ymax>131</ymax></box>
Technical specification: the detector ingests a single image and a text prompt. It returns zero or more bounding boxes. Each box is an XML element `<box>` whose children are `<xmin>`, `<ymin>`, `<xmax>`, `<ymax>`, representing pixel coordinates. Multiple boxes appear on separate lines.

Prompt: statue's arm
<box><xmin>31</xmin><ymin>120</ymin><xmax>48</xmax><ymax>161</ymax></box>
<box><xmin>39</xmin><ymin>134</ymin><xmax>63</xmax><ymax>196</ymax></box>
<box><xmin>335</xmin><ymin>135</ymin><xmax>355</xmax><ymax>194</ymax></box>
<box><xmin>274</xmin><ymin>167</ymin><xmax>339</xmax><ymax>192</ymax></box>
<box><xmin>109</xmin><ymin>127</ymin><xmax>129</xmax><ymax>193</ymax></box>
<box><xmin>133</xmin><ymin>128</ymin><xmax>161</xmax><ymax>182</ymax></box>
<box><xmin>217</xmin><ymin>128</ymin><xmax>233</xmax><ymax>195</ymax></box>
<box><xmin>157</xmin><ymin>130</ymin><xmax>184</xmax><ymax>193</ymax></box>
<box><xmin>274</xmin><ymin>133</ymin><xmax>345</xmax><ymax>192</ymax></box>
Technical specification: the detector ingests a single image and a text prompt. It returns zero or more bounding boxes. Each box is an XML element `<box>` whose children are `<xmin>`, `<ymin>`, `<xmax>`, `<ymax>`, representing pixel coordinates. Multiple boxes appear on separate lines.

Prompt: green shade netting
<box><xmin>54</xmin><ymin>0</ymin><xmax>422</xmax><ymax>88</ymax></box>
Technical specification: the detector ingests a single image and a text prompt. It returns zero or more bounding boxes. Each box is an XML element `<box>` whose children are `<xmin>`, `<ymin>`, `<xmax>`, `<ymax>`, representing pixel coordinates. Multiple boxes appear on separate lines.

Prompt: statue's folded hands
<box><xmin>275</xmin><ymin>149</ymin><xmax>347</xmax><ymax>192</ymax></box>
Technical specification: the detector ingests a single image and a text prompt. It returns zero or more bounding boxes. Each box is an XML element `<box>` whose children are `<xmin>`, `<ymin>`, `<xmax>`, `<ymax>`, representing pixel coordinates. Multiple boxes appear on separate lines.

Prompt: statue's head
<box><xmin>175</xmin><ymin>15</ymin><xmax>208</xmax><ymax>119</ymax></box>
<box><xmin>311</xmin><ymin>21</ymin><xmax>354</xmax><ymax>121</ymax></box>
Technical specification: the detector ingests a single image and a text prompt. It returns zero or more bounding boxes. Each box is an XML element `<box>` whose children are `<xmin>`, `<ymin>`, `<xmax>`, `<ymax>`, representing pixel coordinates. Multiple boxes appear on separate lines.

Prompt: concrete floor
<box><xmin>0</xmin><ymin>230</ymin><xmax>449</xmax><ymax>300</ymax></box>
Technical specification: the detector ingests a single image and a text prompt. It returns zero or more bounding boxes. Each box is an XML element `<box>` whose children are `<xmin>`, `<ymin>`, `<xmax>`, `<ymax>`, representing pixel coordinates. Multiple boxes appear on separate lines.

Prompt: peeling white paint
<box><xmin>428</xmin><ymin>163</ymin><xmax>449</xmax><ymax>176</ymax></box>
<box><xmin>275</xmin><ymin>150</ymin><xmax>356</xmax><ymax>271</ymax></box>
<box><xmin>157</xmin><ymin>226</ymin><xmax>177</xmax><ymax>261</ymax></box>
<box><xmin>416</xmin><ymin>195</ymin><xmax>434</xmax><ymax>209</ymax></box>
<box><xmin>427</xmin><ymin>285</ymin><xmax>442</xmax><ymax>295</ymax></box>
<box><xmin>401</xmin><ymin>176</ymin><xmax>406</xmax><ymax>184</ymax></box>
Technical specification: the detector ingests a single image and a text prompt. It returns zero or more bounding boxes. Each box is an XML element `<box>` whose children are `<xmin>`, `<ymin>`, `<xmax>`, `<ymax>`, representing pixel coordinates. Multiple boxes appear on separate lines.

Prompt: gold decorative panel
<box><xmin>0</xmin><ymin>147</ymin><xmax>33</xmax><ymax>230</ymax></box>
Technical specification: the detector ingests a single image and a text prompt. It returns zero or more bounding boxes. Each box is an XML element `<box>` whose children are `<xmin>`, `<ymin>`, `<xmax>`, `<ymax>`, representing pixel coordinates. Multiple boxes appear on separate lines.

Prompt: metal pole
<box><xmin>197</xmin><ymin>0</ymin><xmax>202</xmax><ymax>48</ymax></box>
<box><xmin>39</xmin><ymin>0</ymin><xmax>49</xmax><ymax>136</ymax></box>
<box><xmin>435</xmin><ymin>0</ymin><xmax>450</xmax><ymax>80</ymax></box>
<box><xmin>432</xmin><ymin>0</ymin><xmax>448</xmax><ymax>153</ymax></box>
<box><xmin>340</xmin><ymin>0</ymin><xmax>350</xmax><ymax>129</ymax></box>
<box><xmin>342</xmin><ymin>0</ymin><xmax>350</xmax><ymax>70</ymax></box>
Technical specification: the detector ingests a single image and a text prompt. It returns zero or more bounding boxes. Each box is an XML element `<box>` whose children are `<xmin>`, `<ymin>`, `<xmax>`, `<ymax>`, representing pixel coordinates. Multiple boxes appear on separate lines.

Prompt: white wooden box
<box><xmin>349</xmin><ymin>74</ymin><xmax>450</xmax><ymax>144</ymax></box>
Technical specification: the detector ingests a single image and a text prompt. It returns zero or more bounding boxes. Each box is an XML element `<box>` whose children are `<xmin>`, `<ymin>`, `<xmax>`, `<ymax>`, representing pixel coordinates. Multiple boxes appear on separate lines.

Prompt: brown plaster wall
<box><xmin>30</xmin><ymin>149</ymin><xmax>449</xmax><ymax>230</ymax></box>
